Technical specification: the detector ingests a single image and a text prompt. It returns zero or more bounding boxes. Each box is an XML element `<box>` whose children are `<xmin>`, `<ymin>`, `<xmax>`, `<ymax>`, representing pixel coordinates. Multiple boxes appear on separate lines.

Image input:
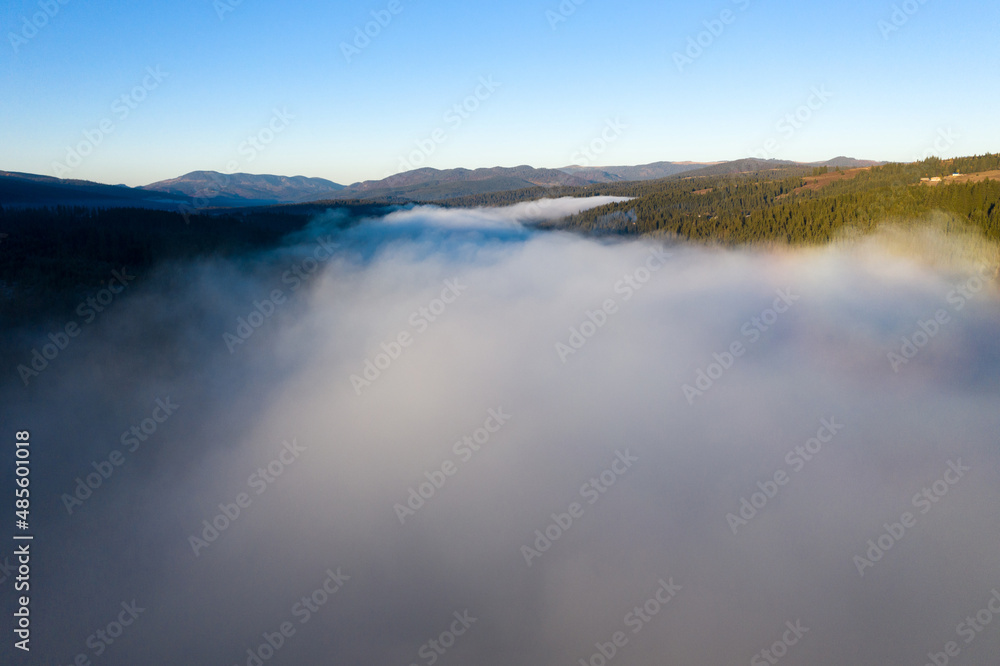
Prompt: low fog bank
<box><xmin>2</xmin><ymin>200</ymin><xmax>999</xmax><ymax>665</ymax></box>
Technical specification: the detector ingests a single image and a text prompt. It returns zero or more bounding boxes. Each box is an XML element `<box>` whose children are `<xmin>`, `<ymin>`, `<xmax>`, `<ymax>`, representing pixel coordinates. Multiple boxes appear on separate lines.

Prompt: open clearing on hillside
<box><xmin>796</xmin><ymin>167</ymin><xmax>870</xmax><ymax>192</ymax></box>
<box><xmin>920</xmin><ymin>170</ymin><xmax>1000</xmax><ymax>186</ymax></box>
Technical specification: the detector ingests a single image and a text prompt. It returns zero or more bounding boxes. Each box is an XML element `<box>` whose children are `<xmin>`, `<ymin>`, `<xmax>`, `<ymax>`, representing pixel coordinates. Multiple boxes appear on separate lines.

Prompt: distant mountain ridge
<box><xmin>142</xmin><ymin>171</ymin><xmax>344</xmax><ymax>204</ymax></box>
<box><xmin>811</xmin><ymin>156</ymin><xmax>883</xmax><ymax>168</ymax></box>
<box><xmin>668</xmin><ymin>156</ymin><xmax>884</xmax><ymax>179</ymax></box>
<box><xmin>327</xmin><ymin>158</ymin><xmax>882</xmax><ymax>201</ymax></box>
<box><xmin>1</xmin><ymin>157</ymin><xmax>886</xmax><ymax>209</ymax></box>
<box><xmin>329</xmin><ymin>162</ymin><xmax>745</xmax><ymax>201</ymax></box>
<box><xmin>331</xmin><ymin>165</ymin><xmax>593</xmax><ymax>201</ymax></box>
<box><xmin>558</xmin><ymin>161</ymin><xmax>721</xmax><ymax>183</ymax></box>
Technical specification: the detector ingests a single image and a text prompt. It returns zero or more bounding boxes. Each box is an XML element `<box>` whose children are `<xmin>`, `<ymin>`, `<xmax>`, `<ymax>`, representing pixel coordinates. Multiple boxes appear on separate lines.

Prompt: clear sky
<box><xmin>2</xmin><ymin>0</ymin><xmax>998</xmax><ymax>186</ymax></box>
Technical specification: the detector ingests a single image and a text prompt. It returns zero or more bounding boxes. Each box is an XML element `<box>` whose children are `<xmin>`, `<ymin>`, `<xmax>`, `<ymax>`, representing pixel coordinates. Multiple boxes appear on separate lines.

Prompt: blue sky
<box><xmin>1</xmin><ymin>0</ymin><xmax>998</xmax><ymax>186</ymax></box>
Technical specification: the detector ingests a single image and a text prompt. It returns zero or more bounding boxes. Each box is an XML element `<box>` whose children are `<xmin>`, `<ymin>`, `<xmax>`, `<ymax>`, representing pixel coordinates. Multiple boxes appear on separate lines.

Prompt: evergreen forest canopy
<box><xmin>448</xmin><ymin>154</ymin><xmax>1000</xmax><ymax>245</ymax></box>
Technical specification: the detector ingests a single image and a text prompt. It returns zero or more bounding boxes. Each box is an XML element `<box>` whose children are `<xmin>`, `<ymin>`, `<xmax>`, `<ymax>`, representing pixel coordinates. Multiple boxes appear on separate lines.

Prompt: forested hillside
<box><xmin>0</xmin><ymin>204</ymin><xmax>383</xmax><ymax>324</ymax></box>
<box><xmin>559</xmin><ymin>154</ymin><xmax>1000</xmax><ymax>245</ymax></box>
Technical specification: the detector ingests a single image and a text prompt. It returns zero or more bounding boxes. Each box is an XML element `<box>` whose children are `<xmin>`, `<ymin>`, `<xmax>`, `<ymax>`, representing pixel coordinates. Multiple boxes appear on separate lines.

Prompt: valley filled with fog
<box><xmin>3</xmin><ymin>199</ymin><xmax>999</xmax><ymax>666</ymax></box>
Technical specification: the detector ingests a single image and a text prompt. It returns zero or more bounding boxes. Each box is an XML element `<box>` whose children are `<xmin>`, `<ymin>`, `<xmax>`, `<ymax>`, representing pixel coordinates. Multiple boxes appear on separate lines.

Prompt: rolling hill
<box><xmin>328</xmin><ymin>165</ymin><xmax>596</xmax><ymax>202</ymax></box>
<box><xmin>558</xmin><ymin>161</ymin><xmax>720</xmax><ymax>183</ymax></box>
<box><xmin>143</xmin><ymin>171</ymin><xmax>344</xmax><ymax>204</ymax></box>
<box><xmin>0</xmin><ymin>171</ymin><xmax>193</xmax><ymax>209</ymax></box>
